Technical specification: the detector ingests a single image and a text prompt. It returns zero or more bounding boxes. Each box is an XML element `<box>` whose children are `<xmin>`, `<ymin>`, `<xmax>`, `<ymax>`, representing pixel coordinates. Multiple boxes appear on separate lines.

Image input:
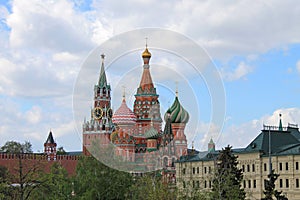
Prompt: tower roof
<box><xmin>112</xmin><ymin>98</ymin><xmax>137</xmax><ymax>125</ymax></box>
<box><xmin>45</xmin><ymin>131</ymin><xmax>55</xmax><ymax>144</ymax></box>
<box><xmin>165</xmin><ymin>96</ymin><xmax>189</xmax><ymax>124</ymax></box>
<box><xmin>98</xmin><ymin>54</ymin><xmax>107</xmax><ymax>88</ymax></box>
<box><xmin>137</xmin><ymin>46</ymin><xmax>155</xmax><ymax>94</ymax></box>
<box><xmin>145</xmin><ymin>126</ymin><xmax>159</xmax><ymax>139</ymax></box>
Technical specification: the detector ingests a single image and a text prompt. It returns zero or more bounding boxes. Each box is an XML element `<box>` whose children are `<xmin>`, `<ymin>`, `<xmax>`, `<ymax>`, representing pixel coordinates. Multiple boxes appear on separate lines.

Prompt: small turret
<box><xmin>208</xmin><ymin>138</ymin><xmax>215</xmax><ymax>152</ymax></box>
<box><xmin>44</xmin><ymin>130</ymin><xmax>57</xmax><ymax>161</ymax></box>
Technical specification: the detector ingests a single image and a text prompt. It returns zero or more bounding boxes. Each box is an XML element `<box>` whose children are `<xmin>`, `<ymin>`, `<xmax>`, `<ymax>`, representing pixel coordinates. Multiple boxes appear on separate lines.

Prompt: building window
<box><xmin>242</xmin><ymin>165</ymin><xmax>245</xmax><ymax>172</ymax></box>
<box><xmin>183</xmin><ymin>181</ymin><xmax>186</xmax><ymax>188</ymax></box>
<box><xmin>248</xmin><ymin>180</ymin><xmax>251</xmax><ymax>188</ymax></box>
<box><xmin>252</xmin><ymin>164</ymin><xmax>255</xmax><ymax>172</ymax></box>
<box><xmin>192</xmin><ymin>180</ymin><xmax>195</xmax><ymax>188</ymax></box>
<box><xmin>244</xmin><ymin>180</ymin><xmax>246</xmax><ymax>188</ymax></box>
<box><xmin>209</xmin><ymin>181</ymin><xmax>211</xmax><ymax>188</ymax></box>
<box><xmin>286</xmin><ymin>179</ymin><xmax>289</xmax><ymax>188</ymax></box>
<box><xmin>204</xmin><ymin>167</ymin><xmax>207</xmax><ymax>174</ymax></box>
<box><xmin>196</xmin><ymin>180</ymin><xmax>200</xmax><ymax>188</ymax></box>
<box><xmin>296</xmin><ymin>179</ymin><xmax>299</xmax><ymax>188</ymax></box>
<box><xmin>209</xmin><ymin>166</ymin><xmax>211</xmax><ymax>173</ymax></box>
<box><xmin>264</xmin><ymin>163</ymin><xmax>267</xmax><ymax>171</ymax></box>
<box><xmin>280</xmin><ymin>179</ymin><xmax>283</xmax><ymax>188</ymax></box>
<box><xmin>279</xmin><ymin>163</ymin><xmax>282</xmax><ymax>171</ymax></box>
<box><xmin>296</xmin><ymin>162</ymin><xmax>299</xmax><ymax>170</ymax></box>
<box><xmin>193</xmin><ymin>167</ymin><xmax>195</xmax><ymax>174</ymax></box>
<box><xmin>197</xmin><ymin>167</ymin><xmax>199</xmax><ymax>174</ymax></box>
<box><xmin>247</xmin><ymin>164</ymin><xmax>250</xmax><ymax>172</ymax></box>
<box><xmin>253</xmin><ymin>180</ymin><xmax>256</xmax><ymax>188</ymax></box>
<box><xmin>204</xmin><ymin>180</ymin><xmax>207</xmax><ymax>188</ymax></box>
<box><xmin>182</xmin><ymin>168</ymin><xmax>186</xmax><ymax>175</ymax></box>
<box><xmin>286</xmin><ymin>162</ymin><xmax>289</xmax><ymax>171</ymax></box>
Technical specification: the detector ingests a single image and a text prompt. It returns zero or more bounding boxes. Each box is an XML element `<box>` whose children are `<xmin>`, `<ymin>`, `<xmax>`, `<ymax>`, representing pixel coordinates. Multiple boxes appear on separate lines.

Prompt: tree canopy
<box><xmin>262</xmin><ymin>169</ymin><xmax>288</xmax><ymax>200</ymax></box>
<box><xmin>0</xmin><ymin>141</ymin><xmax>32</xmax><ymax>154</ymax></box>
<box><xmin>211</xmin><ymin>145</ymin><xmax>245</xmax><ymax>200</ymax></box>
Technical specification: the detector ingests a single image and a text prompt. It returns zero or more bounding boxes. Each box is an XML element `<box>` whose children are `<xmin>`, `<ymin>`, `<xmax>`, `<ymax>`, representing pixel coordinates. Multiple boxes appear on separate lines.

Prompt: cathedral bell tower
<box><xmin>133</xmin><ymin>45</ymin><xmax>162</xmax><ymax>133</ymax></box>
<box><xmin>93</xmin><ymin>54</ymin><xmax>113</xmax><ymax>129</ymax></box>
<box><xmin>82</xmin><ymin>54</ymin><xmax>113</xmax><ymax>156</ymax></box>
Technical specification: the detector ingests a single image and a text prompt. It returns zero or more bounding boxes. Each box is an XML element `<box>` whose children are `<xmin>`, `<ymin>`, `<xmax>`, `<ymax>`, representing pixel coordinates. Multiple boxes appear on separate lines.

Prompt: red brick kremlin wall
<box><xmin>0</xmin><ymin>153</ymin><xmax>79</xmax><ymax>177</ymax></box>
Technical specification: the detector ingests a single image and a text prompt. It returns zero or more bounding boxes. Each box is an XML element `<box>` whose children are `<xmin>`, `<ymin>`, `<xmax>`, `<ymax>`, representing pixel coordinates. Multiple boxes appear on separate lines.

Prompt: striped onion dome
<box><xmin>112</xmin><ymin>99</ymin><xmax>137</xmax><ymax>125</ymax></box>
<box><xmin>145</xmin><ymin>126</ymin><xmax>159</xmax><ymax>139</ymax></box>
<box><xmin>164</xmin><ymin>96</ymin><xmax>189</xmax><ymax>124</ymax></box>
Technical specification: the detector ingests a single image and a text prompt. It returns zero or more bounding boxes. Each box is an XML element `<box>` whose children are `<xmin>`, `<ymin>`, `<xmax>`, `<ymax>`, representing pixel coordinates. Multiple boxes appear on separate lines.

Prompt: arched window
<box><xmin>163</xmin><ymin>157</ymin><xmax>168</xmax><ymax>167</ymax></box>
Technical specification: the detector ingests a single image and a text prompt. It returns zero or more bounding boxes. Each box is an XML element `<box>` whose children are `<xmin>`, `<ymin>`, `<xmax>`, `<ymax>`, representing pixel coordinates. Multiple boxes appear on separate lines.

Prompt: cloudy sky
<box><xmin>0</xmin><ymin>0</ymin><xmax>300</xmax><ymax>152</ymax></box>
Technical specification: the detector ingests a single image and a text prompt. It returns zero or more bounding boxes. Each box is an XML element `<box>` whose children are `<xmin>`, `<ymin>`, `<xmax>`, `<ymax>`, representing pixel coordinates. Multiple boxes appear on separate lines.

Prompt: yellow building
<box><xmin>176</xmin><ymin>120</ymin><xmax>300</xmax><ymax>199</ymax></box>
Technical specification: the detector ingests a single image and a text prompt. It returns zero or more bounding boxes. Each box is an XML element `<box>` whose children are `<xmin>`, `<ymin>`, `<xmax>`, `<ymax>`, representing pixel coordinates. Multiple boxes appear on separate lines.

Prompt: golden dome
<box><xmin>142</xmin><ymin>47</ymin><xmax>151</xmax><ymax>58</ymax></box>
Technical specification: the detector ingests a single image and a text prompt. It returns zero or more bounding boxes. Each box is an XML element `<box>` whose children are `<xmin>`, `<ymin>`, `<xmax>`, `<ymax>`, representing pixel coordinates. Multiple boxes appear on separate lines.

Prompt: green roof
<box><xmin>145</xmin><ymin>126</ymin><xmax>159</xmax><ymax>139</ymax></box>
<box><xmin>177</xmin><ymin>125</ymin><xmax>300</xmax><ymax>163</ymax></box>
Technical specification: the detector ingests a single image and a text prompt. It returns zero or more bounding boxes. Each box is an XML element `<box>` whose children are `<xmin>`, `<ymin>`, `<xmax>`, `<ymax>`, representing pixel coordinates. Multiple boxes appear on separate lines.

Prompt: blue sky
<box><xmin>0</xmin><ymin>0</ymin><xmax>300</xmax><ymax>152</ymax></box>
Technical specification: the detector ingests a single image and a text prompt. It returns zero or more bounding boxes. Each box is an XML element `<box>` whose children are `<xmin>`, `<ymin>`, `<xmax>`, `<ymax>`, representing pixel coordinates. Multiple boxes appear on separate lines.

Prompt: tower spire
<box><xmin>98</xmin><ymin>53</ymin><xmax>107</xmax><ymax>88</ymax></box>
<box><xmin>175</xmin><ymin>81</ymin><xmax>178</xmax><ymax>97</ymax></box>
<box><xmin>122</xmin><ymin>86</ymin><xmax>126</xmax><ymax>101</ymax></box>
<box><xmin>279</xmin><ymin>113</ymin><xmax>283</xmax><ymax>131</ymax></box>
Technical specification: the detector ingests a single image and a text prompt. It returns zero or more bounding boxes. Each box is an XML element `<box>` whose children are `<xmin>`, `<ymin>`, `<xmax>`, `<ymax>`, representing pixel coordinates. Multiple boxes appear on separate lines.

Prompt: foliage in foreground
<box><xmin>211</xmin><ymin>145</ymin><xmax>245</xmax><ymax>200</ymax></box>
<box><xmin>262</xmin><ymin>169</ymin><xmax>288</xmax><ymax>200</ymax></box>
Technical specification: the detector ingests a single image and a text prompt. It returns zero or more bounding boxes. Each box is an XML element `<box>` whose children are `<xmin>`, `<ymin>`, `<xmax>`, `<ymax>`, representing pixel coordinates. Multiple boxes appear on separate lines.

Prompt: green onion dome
<box><xmin>145</xmin><ymin>126</ymin><xmax>159</xmax><ymax>139</ymax></box>
<box><xmin>164</xmin><ymin>96</ymin><xmax>189</xmax><ymax>124</ymax></box>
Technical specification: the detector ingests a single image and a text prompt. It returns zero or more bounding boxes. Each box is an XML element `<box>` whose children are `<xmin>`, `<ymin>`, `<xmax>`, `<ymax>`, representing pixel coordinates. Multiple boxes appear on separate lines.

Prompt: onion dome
<box><xmin>142</xmin><ymin>44</ymin><xmax>151</xmax><ymax>65</ymax></box>
<box><xmin>164</xmin><ymin>96</ymin><xmax>189</xmax><ymax>124</ymax></box>
<box><xmin>145</xmin><ymin>126</ymin><xmax>159</xmax><ymax>139</ymax></box>
<box><xmin>142</xmin><ymin>47</ymin><xmax>151</xmax><ymax>58</ymax></box>
<box><xmin>112</xmin><ymin>98</ymin><xmax>137</xmax><ymax>125</ymax></box>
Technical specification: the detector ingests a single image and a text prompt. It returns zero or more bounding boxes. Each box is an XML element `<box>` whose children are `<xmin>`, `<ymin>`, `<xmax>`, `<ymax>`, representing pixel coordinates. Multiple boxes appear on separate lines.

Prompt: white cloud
<box><xmin>297</xmin><ymin>60</ymin><xmax>300</xmax><ymax>74</ymax></box>
<box><xmin>25</xmin><ymin>106</ymin><xmax>42</xmax><ymax>124</ymax></box>
<box><xmin>219</xmin><ymin>108</ymin><xmax>300</xmax><ymax>149</ymax></box>
<box><xmin>93</xmin><ymin>0</ymin><xmax>300</xmax><ymax>60</ymax></box>
<box><xmin>221</xmin><ymin>62</ymin><xmax>253</xmax><ymax>81</ymax></box>
<box><xmin>5</xmin><ymin>0</ymin><xmax>112</xmax><ymax>52</ymax></box>
<box><xmin>0</xmin><ymin>5</ymin><xmax>9</xmax><ymax>19</ymax></box>
<box><xmin>52</xmin><ymin>52</ymin><xmax>79</xmax><ymax>62</ymax></box>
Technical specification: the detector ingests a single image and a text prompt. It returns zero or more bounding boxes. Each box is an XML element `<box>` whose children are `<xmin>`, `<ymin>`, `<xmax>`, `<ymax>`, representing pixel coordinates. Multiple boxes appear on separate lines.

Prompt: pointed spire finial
<box><xmin>145</xmin><ymin>37</ymin><xmax>148</xmax><ymax>48</ymax></box>
<box><xmin>122</xmin><ymin>85</ymin><xmax>126</xmax><ymax>100</ymax></box>
<box><xmin>279</xmin><ymin>113</ymin><xmax>283</xmax><ymax>131</ymax></box>
<box><xmin>101</xmin><ymin>53</ymin><xmax>105</xmax><ymax>61</ymax></box>
<box><xmin>175</xmin><ymin>81</ymin><xmax>178</xmax><ymax>97</ymax></box>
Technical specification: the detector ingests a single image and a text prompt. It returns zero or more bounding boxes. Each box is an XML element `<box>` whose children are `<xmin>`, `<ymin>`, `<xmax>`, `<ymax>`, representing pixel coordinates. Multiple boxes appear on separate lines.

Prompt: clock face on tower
<box><xmin>107</xmin><ymin>108</ymin><xmax>113</xmax><ymax>118</ymax></box>
<box><xmin>93</xmin><ymin>107</ymin><xmax>103</xmax><ymax>120</ymax></box>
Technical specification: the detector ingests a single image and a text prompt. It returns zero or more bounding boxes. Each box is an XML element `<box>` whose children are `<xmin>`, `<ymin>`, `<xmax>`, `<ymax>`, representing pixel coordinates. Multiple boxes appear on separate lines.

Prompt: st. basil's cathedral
<box><xmin>82</xmin><ymin>45</ymin><xmax>190</xmax><ymax>173</ymax></box>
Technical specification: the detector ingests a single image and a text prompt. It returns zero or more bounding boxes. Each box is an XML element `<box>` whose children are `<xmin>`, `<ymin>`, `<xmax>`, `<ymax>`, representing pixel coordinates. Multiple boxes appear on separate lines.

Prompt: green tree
<box><xmin>176</xmin><ymin>179</ymin><xmax>211</xmax><ymax>200</ymax></box>
<box><xmin>211</xmin><ymin>145</ymin><xmax>245</xmax><ymax>200</ymax></box>
<box><xmin>30</xmin><ymin>162</ymin><xmax>73</xmax><ymax>200</ymax></box>
<box><xmin>0</xmin><ymin>165</ymin><xmax>12</xmax><ymax>198</ymax></box>
<box><xmin>56</xmin><ymin>146</ymin><xmax>67</xmax><ymax>155</ymax></box>
<box><xmin>127</xmin><ymin>172</ymin><xmax>175</xmax><ymax>200</ymax></box>
<box><xmin>74</xmin><ymin>156</ymin><xmax>133</xmax><ymax>200</ymax></box>
<box><xmin>262</xmin><ymin>169</ymin><xmax>288</xmax><ymax>200</ymax></box>
<box><xmin>0</xmin><ymin>141</ymin><xmax>32</xmax><ymax>153</ymax></box>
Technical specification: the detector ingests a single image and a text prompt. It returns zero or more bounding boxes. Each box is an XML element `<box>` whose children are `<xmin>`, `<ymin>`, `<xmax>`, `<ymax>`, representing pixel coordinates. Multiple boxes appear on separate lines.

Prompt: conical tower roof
<box><xmin>98</xmin><ymin>54</ymin><xmax>107</xmax><ymax>88</ymax></box>
<box><xmin>45</xmin><ymin>131</ymin><xmax>55</xmax><ymax>144</ymax></box>
<box><xmin>138</xmin><ymin>46</ymin><xmax>154</xmax><ymax>92</ymax></box>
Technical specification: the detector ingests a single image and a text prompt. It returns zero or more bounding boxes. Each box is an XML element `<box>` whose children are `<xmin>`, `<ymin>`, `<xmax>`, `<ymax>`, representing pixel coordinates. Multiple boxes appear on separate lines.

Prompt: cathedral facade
<box><xmin>82</xmin><ymin>46</ymin><xmax>189</xmax><ymax>172</ymax></box>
